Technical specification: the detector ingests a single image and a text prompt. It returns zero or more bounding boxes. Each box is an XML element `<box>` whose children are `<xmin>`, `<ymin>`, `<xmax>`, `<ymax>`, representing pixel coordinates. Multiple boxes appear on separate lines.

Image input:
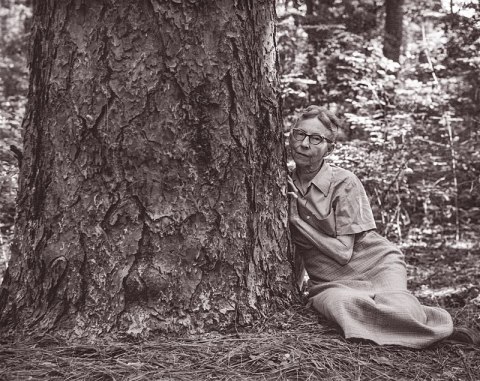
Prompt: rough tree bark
<box><xmin>0</xmin><ymin>0</ymin><xmax>295</xmax><ymax>338</ymax></box>
<box><xmin>383</xmin><ymin>0</ymin><xmax>404</xmax><ymax>62</ymax></box>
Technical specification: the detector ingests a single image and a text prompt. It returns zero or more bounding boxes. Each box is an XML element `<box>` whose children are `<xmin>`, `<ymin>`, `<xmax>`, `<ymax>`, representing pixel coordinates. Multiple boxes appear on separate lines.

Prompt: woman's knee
<box><xmin>309</xmin><ymin>288</ymin><xmax>357</xmax><ymax>317</ymax></box>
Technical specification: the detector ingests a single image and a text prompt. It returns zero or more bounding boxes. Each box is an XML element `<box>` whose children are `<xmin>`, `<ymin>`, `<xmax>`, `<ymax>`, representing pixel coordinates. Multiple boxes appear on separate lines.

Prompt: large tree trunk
<box><xmin>0</xmin><ymin>0</ymin><xmax>295</xmax><ymax>338</ymax></box>
<box><xmin>383</xmin><ymin>0</ymin><xmax>404</xmax><ymax>62</ymax></box>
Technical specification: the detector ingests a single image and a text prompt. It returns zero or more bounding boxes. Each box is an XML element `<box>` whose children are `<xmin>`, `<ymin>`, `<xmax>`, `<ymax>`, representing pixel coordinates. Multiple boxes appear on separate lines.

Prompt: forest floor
<box><xmin>1</xmin><ymin>231</ymin><xmax>479</xmax><ymax>380</ymax></box>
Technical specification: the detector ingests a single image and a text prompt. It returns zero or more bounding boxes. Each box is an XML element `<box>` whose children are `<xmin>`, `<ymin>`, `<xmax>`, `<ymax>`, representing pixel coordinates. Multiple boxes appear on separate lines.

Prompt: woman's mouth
<box><xmin>294</xmin><ymin>151</ymin><xmax>309</xmax><ymax>158</ymax></box>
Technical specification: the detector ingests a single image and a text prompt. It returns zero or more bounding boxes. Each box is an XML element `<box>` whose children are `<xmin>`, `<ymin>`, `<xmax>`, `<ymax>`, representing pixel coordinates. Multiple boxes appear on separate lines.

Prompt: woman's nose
<box><xmin>300</xmin><ymin>135</ymin><xmax>310</xmax><ymax>147</ymax></box>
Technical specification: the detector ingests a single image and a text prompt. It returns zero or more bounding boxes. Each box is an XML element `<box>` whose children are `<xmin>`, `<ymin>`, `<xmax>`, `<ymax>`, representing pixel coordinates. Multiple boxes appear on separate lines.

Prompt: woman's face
<box><xmin>289</xmin><ymin>117</ymin><xmax>334</xmax><ymax>173</ymax></box>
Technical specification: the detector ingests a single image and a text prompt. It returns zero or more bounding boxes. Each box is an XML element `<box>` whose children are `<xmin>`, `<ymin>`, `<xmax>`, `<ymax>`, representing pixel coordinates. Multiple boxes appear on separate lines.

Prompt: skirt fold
<box><xmin>309</xmin><ymin>285</ymin><xmax>453</xmax><ymax>348</ymax></box>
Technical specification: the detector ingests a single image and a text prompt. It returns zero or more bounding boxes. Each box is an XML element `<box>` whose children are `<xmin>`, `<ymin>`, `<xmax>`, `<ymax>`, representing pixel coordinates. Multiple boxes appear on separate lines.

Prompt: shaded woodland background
<box><xmin>0</xmin><ymin>0</ymin><xmax>479</xmax><ymax>316</ymax></box>
<box><xmin>277</xmin><ymin>0</ymin><xmax>480</xmax><ymax>243</ymax></box>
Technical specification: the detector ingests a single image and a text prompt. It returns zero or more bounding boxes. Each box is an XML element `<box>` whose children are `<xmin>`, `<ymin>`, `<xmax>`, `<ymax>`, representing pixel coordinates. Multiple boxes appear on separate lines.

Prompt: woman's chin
<box><xmin>293</xmin><ymin>156</ymin><xmax>310</xmax><ymax>167</ymax></box>
<box><xmin>293</xmin><ymin>159</ymin><xmax>323</xmax><ymax>173</ymax></box>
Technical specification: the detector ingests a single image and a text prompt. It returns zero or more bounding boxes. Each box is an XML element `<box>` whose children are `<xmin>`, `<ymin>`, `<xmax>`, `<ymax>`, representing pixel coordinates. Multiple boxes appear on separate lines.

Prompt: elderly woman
<box><xmin>287</xmin><ymin>105</ymin><xmax>479</xmax><ymax>348</ymax></box>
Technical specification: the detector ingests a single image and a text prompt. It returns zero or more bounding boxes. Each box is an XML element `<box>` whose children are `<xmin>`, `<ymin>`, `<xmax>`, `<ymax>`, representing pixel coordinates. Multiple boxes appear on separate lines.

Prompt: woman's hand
<box><xmin>287</xmin><ymin>176</ymin><xmax>300</xmax><ymax>222</ymax></box>
<box><xmin>287</xmin><ymin>176</ymin><xmax>299</xmax><ymax>196</ymax></box>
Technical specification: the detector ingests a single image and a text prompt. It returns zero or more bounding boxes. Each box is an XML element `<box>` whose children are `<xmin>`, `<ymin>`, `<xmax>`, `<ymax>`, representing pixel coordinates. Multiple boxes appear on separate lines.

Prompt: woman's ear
<box><xmin>325</xmin><ymin>143</ymin><xmax>335</xmax><ymax>156</ymax></box>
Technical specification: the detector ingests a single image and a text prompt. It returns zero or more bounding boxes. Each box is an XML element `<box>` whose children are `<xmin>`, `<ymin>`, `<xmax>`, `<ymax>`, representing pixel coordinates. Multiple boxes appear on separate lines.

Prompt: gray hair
<box><xmin>294</xmin><ymin>105</ymin><xmax>341</xmax><ymax>142</ymax></box>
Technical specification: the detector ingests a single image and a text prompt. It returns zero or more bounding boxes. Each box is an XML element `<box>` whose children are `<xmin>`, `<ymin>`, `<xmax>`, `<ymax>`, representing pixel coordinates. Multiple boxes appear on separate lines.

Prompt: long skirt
<box><xmin>301</xmin><ymin>231</ymin><xmax>453</xmax><ymax>348</ymax></box>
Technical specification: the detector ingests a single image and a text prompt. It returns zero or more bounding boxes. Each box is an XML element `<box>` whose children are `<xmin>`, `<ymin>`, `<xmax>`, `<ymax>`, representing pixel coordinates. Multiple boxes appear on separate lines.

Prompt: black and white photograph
<box><xmin>0</xmin><ymin>0</ymin><xmax>479</xmax><ymax>379</ymax></box>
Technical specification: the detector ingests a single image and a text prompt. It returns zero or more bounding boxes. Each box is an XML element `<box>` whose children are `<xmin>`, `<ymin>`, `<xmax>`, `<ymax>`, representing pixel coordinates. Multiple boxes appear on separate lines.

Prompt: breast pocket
<box><xmin>298</xmin><ymin>203</ymin><xmax>337</xmax><ymax>238</ymax></box>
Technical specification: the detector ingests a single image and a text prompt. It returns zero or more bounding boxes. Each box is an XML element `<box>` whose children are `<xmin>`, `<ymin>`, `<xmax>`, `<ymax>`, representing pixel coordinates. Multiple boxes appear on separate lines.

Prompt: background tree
<box><xmin>304</xmin><ymin>0</ymin><xmax>336</xmax><ymax>71</ymax></box>
<box><xmin>383</xmin><ymin>0</ymin><xmax>404</xmax><ymax>62</ymax></box>
<box><xmin>0</xmin><ymin>0</ymin><xmax>296</xmax><ymax>338</ymax></box>
<box><xmin>344</xmin><ymin>0</ymin><xmax>378</xmax><ymax>35</ymax></box>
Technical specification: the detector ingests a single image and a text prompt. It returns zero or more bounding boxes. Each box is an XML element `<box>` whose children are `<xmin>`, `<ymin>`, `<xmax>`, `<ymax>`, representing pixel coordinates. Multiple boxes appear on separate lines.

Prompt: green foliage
<box><xmin>278</xmin><ymin>0</ymin><xmax>480</xmax><ymax>241</ymax></box>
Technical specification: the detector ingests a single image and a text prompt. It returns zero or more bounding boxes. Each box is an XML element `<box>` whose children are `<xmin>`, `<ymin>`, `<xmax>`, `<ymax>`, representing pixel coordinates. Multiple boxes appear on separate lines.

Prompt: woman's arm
<box><xmin>288</xmin><ymin>176</ymin><xmax>354</xmax><ymax>265</ymax></box>
<box><xmin>290</xmin><ymin>212</ymin><xmax>354</xmax><ymax>265</ymax></box>
<box><xmin>294</xmin><ymin>248</ymin><xmax>306</xmax><ymax>290</ymax></box>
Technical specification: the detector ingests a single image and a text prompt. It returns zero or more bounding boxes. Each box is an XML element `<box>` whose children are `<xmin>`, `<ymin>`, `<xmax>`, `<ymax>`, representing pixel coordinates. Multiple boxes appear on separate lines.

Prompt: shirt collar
<box><xmin>293</xmin><ymin>161</ymin><xmax>333</xmax><ymax>196</ymax></box>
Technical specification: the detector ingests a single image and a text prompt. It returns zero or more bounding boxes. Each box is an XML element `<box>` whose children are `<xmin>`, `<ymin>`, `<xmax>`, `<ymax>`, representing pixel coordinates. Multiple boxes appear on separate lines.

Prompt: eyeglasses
<box><xmin>291</xmin><ymin>129</ymin><xmax>332</xmax><ymax>145</ymax></box>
